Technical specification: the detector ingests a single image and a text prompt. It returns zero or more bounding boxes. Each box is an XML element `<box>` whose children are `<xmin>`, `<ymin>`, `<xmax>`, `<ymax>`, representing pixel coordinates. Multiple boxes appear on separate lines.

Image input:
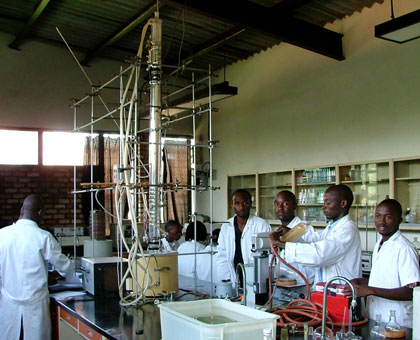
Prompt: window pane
<box><xmin>0</xmin><ymin>130</ymin><xmax>38</xmax><ymax>165</ymax></box>
<box><xmin>43</xmin><ymin>132</ymin><xmax>89</xmax><ymax>166</ymax></box>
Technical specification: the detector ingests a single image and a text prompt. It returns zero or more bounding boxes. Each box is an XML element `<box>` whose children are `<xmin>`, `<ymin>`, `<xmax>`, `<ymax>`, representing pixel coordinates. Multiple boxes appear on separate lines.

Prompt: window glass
<box><xmin>43</xmin><ymin>132</ymin><xmax>90</xmax><ymax>166</ymax></box>
<box><xmin>0</xmin><ymin>130</ymin><xmax>38</xmax><ymax>165</ymax></box>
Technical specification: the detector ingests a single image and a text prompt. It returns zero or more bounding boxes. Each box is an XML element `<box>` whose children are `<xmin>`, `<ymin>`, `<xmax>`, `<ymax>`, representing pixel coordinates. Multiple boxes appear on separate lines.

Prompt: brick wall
<box><xmin>0</xmin><ymin>165</ymin><xmax>84</xmax><ymax>231</ymax></box>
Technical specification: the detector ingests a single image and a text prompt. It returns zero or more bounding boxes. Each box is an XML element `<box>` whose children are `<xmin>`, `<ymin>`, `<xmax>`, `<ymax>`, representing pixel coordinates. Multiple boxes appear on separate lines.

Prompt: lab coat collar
<box><xmin>326</xmin><ymin>214</ymin><xmax>350</xmax><ymax>231</ymax></box>
<box><xmin>380</xmin><ymin>229</ymin><xmax>402</xmax><ymax>244</ymax></box>
<box><xmin>15</xmin><ymin>219</ymin><xmax>39</xmax><ymax>228</ymax></box>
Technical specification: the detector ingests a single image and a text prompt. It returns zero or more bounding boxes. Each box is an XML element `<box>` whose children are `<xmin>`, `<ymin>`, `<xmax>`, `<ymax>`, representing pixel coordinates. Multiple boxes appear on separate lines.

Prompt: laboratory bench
<box><xmin>50</xmin><ymin>291</ymin><xmax>413</xmax><ymax>340</ymax></box>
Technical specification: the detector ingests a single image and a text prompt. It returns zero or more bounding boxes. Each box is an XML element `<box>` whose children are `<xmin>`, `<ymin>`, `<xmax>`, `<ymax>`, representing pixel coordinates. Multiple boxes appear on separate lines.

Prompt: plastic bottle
<box><xmin>263</xmin><ymin>328</ymin><xmax>273</xmax><ymax>340</ymax></box>
<box><xmin>370</xmin><ymin>314</ymin><xmax>386</xmax><ymax>339</ymax></box>
<box><xmin>385</xmin><ymin>310</ymin><xmax>406</xmax><ymax>338</ymax></box>
<box><xmin>413</xmin><ymin>237</ymin><xmax>420</xmax><ymax>255</ymax></box>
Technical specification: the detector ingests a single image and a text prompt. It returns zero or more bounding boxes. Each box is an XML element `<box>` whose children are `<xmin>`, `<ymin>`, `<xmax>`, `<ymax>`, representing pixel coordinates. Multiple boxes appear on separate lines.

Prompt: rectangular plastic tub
<box><xmin>159</xmin><ymin>299</ymin><xmax>278</xmax><ymax>340</ymax></box>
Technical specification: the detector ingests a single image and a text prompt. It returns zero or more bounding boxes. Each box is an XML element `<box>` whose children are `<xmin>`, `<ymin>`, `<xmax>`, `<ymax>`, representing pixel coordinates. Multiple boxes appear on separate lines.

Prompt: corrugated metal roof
<box><xmin>0</xmin><ymin>0</ymin><xmax>384</xmax><ymax>72</ymax></box>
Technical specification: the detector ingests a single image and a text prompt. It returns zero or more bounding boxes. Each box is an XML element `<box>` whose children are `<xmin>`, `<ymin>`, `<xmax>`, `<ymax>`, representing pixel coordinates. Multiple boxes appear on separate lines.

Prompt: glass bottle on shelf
<box><xmin>370</xmin><ymin>314</ymin><xmax>386</xmax><ymax>339</ymax></box>
<box><xmin>404</xmin><ymin>208</ymin><xmax>411</xmax><ymax>223</ymax></box>
<box><xmin>354</xmin><ymin>165</ymin><xmax>361</xmax><ymax>181</ymax></box>
<box><xmin>349</xmin><ymin>165</ymin><xmax>356</xmax><ymax>181</ymax></box>
<box><xmin>384</xmin><ymin>310</ymin><xmax>406</xmax><ymax>338</ymax></box>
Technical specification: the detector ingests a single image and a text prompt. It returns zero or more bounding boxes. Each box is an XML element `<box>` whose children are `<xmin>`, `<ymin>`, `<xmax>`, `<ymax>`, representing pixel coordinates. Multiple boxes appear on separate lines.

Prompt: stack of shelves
<box><xmin>227</xmin><ymin>174</ymin><xmax>257</xmax><ymax>217</ymax></box>
<box><xmin>227</xmin><ymin>157</ymin><xmax>420</xmax><ymax>229</ymax></box>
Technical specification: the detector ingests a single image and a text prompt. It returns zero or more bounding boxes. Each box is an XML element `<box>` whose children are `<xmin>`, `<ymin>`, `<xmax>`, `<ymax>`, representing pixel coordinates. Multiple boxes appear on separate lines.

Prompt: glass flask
<box><xmin>385</xmin><ymin>310</ymin><xmax>406</xmax><ymax>338</ymax></box>
<box><xmin>370</xmin><ymin>314</ymin><xmax>386</xmax><ymax>339</ymax></box>
<box><xmin>314</xmin><ymin>326</ymin><xmax>334</xmax><ymax>340</ymax></box>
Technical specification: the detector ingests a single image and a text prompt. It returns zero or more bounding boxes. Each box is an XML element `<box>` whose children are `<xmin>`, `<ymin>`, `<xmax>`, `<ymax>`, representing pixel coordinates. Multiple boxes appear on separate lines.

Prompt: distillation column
<box><xmin>147</xmin><ymin>14</ymin><xmax>163</xmax><ymax>249</ymax></box>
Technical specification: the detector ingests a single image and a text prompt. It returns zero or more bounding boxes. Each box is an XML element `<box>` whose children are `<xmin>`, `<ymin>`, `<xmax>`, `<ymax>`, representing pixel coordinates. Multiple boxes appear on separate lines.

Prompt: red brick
<box><xmin>19</xmin><ymin>178</ymin><xmax>30</xmax><ymax>183</ymax></box>
<box><xmin>5</xmin><ymin>178</ymin><xmax>17</xmax><ymax>183</ymax></box>
<box><xmin>59</xmin><ymin>219</ymin><xmax>71</xmax><ymax>224</ymax></box>
<box><xmin>5</xmin><ymin>188</ymin><xmax>18</xmax><ymax>193</ymax></box>
<box><xmin>27</xmin><ymin>172</ymin><xmax>40</xmax><ymax>177</ymax></box>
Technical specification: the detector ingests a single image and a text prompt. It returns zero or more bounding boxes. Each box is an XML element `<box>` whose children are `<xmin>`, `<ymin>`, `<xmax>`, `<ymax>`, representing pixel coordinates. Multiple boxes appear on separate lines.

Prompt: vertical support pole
<box><xmin>208</xmin><ymin>65</ymin><xmax>214</xmax><ymax>295</ymax></box>
<box><xmin>73</xmin><ymin>104</ymin><xmax>78</xmax><ymax>261</ymax></box>
<box><xmin>90</xmin><ymin>88</ymin><xmax>95</xmax><ymax>257</ymax></box>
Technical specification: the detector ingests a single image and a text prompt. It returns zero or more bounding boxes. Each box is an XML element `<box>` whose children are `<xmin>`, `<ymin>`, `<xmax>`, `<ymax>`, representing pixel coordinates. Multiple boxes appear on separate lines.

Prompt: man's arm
<box><xmin>44</xmin><ymin>234</ymin><xmax>71</xmax><ymax>276</ymax></box>
<box><xmin>351</xmin><ymin>284</ymin><xmax>416</xmax><ymax>301</ymax></box>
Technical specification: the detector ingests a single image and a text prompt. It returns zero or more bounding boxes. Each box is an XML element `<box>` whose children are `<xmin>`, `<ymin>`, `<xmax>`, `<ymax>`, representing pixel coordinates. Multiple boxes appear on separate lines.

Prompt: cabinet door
<box><xmin>227</xmin><ymin>174</ymin><xmax>257</xmax><ymax>217</ymax></box>
<box><xmin>258</xmin><ymin>171</ymin><xmax>292</xmax><ymax>221</ymax></box>
<box><xmin>395</xmin><ymin>159</ymin><xmax>420</xmax><ymax>224</ymax></box>
<box><xmin>295</xmin><ymin>167</ymin><xmax>336</xmax><ymax>223</ymax></box>
<box><xmin>340</xmin><ymin>162</ymin><xmax>389</xmax><ymax>224</ymax></box>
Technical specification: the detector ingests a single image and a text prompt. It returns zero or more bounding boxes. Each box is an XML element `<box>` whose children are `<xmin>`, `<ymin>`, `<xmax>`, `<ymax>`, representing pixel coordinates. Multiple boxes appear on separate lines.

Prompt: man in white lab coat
<box><xmin>177</xmin><ymin>221</ymin><xmax>208</xmax><ymax>278</ymax></box>
<box><xmin>269</xmin><ymin>184</ymin><xmax>362</xmax><ymax>284</ymax></box>
<box><xmin>347</xmin><ymin>199</ymin><xmax>420</xmax><ymax>328</ymax></box>
<box><xmin>0</xmin><ymin>195</ymin><xmax>71</xmax><ymax>340</ymax></box>
<box><xmin>217</xmin><ymin>189</ymin><xmax>271</xmax><ymax>285</ymax></box>
<box><xmin>161</xmin><ymin>220</ymin><xmax>182</xmax><ymax>251</ymax></box>
<box><xmin>270</xmin><ymin>190</ymin><xmax>315</xmax><ymax>285</ymax></box>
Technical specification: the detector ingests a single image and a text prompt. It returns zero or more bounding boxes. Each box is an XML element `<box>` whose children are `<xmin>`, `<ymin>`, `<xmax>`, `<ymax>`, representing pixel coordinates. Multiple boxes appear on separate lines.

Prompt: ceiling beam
<box><xmin>9</xmin><ymin>0</ymin><xmax>51</xmax><ymax>50</ymax></box>
<box><xmin>166</xmin><ymin>26</ymin><xmax>245</xmax><ymax>68</ymax></box>
<box><xmin>270</xmin><ymin>0</ymin><xmax>313</xmax><ymax>13</ymax></box>
<box><xmin>166</xmin><ymin>0</ymin><xmax>344</xmax><ymax>60</ymax></box>
<box><xmin>81</xmin><ymin>1</ymin><xmax>159</xmax><ymax>66</ymax></box>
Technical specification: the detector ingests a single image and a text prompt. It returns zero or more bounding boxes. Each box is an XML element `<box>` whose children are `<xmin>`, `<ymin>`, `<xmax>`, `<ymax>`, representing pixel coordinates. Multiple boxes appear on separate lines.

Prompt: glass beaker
<box><xmin>370</xmin><ymin>314</ymin><xmax>386</xmax><ymax>339</ymax></box>
<box><xmin>385</xmin><ymin>310</ymin><xmax>406</xmax><ymax>338</ymax></box>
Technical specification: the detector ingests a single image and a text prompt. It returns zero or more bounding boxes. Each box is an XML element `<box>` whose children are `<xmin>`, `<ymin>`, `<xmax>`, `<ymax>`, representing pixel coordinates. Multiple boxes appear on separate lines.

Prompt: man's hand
<box><xmin>48</xmin><ymin>270</ymin><xmax>65</xmax><ymax>285</ymax></box>
<box><xmin>268</xmin><ymin>231</ymin><xmax>286</xmax><ymax>250</ymax></box>
<box><xmin>276</xmin><ymin>225</ymin><xmax>291</xmax><ymax>235</ymax></box>
<box><xmin>343</xmin><ymin>282</ymin><xmax>372</xmax><ymax>298</ymax></box>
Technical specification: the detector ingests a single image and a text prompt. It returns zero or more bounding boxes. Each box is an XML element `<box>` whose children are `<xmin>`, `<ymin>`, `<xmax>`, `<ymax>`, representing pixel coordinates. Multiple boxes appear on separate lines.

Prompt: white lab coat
<box><xmin>279</xmin><ymin>216</ymin><xmax>315</xmax><ymax>285</ymax></box>
<box><xmin>177</xmin><ymin>240</ymin><xmax>206</xmax><ymax>278</ymax></box>
<box><xmin>284</xmin><ymin>214</ymin><xmax>362</xmax><ymax>284</ymax></box>
<box><xmin>367</xmin><ymin>230</ymin><xmax>420</xmax><ymax>328</ymax></box>
<box><xmin>161</xmin><ymin>237</ymin><xmax>178</xmax><ymax>252</ymax></box>
<box><xmin>196</xmin><ymin>245</ymin><xmax>219</xmax><ymax>283</ymax></box>
<box><xmin>0</xmin><ymin>219</ymin><xmax>71</xmax><ymax>340</ymax></box>
<box><xmin>217</xmin><ymin>215</ymin><xmax>271</xmax><ymax>284</ymax></box>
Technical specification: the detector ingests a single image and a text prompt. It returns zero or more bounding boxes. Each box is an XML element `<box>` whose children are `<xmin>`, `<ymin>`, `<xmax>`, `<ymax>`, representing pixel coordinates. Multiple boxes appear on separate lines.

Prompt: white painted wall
<box><xmin>196</xmin><ymin>0</ymin><xmax>420</xmax><ymax>221</ymax></box>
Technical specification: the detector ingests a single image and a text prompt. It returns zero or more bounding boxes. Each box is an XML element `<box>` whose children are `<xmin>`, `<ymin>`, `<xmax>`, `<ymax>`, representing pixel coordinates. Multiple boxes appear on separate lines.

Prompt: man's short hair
<box><xmin>327</xmin><ymin>184</ymin><xmax>354</xmax><ymax>207</ymax></box>
<box><xmin>378</xmin><ymin>199</ymin><xmax>403</xmax><ymax>218</ymax></box>
<box><xmin>164</xmin><ymin>220</ymin><xmax>180</xmax><ymax>232</ymax></box>
<box><xmin>231</xmin><ymin>189</ymin><xmax>252</xmax><ymax>202</ymax></box>
<box><xmin>185</xmin><ymin>221</ymin><xmax>207</xmax><ymax>242</ymax></box>
<box><xmin>276</xmin><ymin>190</ymin><xmax>297</xmax><ymax>206</ymax></box>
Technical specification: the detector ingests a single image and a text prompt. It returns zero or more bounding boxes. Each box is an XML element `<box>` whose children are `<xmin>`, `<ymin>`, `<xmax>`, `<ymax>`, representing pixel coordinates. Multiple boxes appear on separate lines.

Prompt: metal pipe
<box><xmin>321</xmin><ymin>276</ymin><xmax>357</xmax><ymax>339</ymax></box>
<box><xmin>236</xmin><ymin>263</ymin><xmax>247</xmax><ymax>306</ymax></box>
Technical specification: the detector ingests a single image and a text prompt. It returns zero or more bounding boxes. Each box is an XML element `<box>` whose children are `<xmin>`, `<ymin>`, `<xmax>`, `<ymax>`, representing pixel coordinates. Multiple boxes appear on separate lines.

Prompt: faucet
<box><xmin>235</xmin><ymin>263</ymin><xmax>247</xmax><ymax>306</ymax></box>
<box><xmin>321</xmin><ymin>276</ymin><xmax>357</xmax><ymax>340</ymax></box>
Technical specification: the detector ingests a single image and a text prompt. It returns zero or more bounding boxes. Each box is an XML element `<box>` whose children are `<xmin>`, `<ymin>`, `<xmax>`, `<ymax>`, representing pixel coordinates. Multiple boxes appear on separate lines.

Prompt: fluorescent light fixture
<box><xmin>375</xmin><ymin>9</ymin><xmax>420</xmax><ymax>43</ymax></box>
<box><xmin>162</xmin><ymin>81</ymin><xmax>238</xmax><ymax>117</ymax></box>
